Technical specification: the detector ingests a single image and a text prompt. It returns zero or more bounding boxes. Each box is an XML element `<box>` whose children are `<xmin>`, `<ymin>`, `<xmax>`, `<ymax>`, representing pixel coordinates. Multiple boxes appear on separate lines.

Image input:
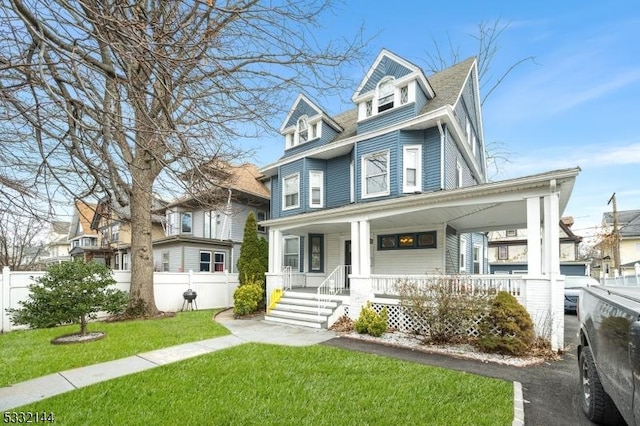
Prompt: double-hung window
<box><xmin>181</xmin><ymin>212</ymin><xmax>193</xmax><ymax>234</ymax></box>
<box><xmin>283</xmin><ymin>236</ymin><xmax>299</xmax><ymax>269</ymax></box>
<box><xmin>362</xmin><ymin>151</ymin><xmax>390</xmax><ymax>198</ymax></box>
<box><xmin>309</xmin><ymin>170</ymin><xmax>324</xmax><ymax>208</ymax></box>
<box><xmin>377</xmin><ymin>77</ymin><xmax>395</xmax><ymax>112</ymax></box>
<box><xmin>459</xmin><ymin>237</ymin><xmax>467</xmax><ymax>272</ymax></box>
<box><xmin>200</xmin><ymin>251</ymin><xmax>212</xmax><ymax>272</ymax></box>
<box><xmin>214</xmin><ymin>252</ymin><xmax>225</xmax><ymax>272</ymax></box>
<box><xmin>403</xmin><ymin>145</ymin><xmax>422</xmax><ymax>193</ymax></box>
<box><xmin>473</xmin><ymin>244</ymin><xmax>482</xmax><ymax>274</ymax></box>
<box><xmin>283</xmin><ymin>174</ymin><xmax>300</xmax><ymax>210</ymax></box>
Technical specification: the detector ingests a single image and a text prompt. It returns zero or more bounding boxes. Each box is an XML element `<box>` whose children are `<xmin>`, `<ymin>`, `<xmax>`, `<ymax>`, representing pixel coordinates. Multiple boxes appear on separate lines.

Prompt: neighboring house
<box><xmin>488</xmin><ymin>217</ymin><xmax>588</xmax><ymax>276</ymax></box>
<box><xmin>152</xmin><ymin>162</ymin><xmax>270</xmax><ymax>273</ymax></box>
<box><xmin>90</xmin><ymin>197</ymin><xmax>166</xmax><ymax>271</ymax></box>
<box><xmin>42</xmin><ymin>220</ymin><xmax>71</xmax><ymax>265</ymax></box>
<box><xmin>68</xmin><ymin>200</ymin><xmax>111</xmax><ymax>263</ymax></box>
<box><xmin>259</xmin><ymin>49</ymin><xmax>579</xmax><ymax>350</ymax></box>
<box><xmin>599</xmin><ymin>209</ymin><xmax>640</xmax><ymax>277</ymax></box>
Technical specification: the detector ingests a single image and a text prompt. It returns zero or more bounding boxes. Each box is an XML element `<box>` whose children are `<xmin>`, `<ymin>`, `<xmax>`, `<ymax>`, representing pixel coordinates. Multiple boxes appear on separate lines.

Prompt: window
<box><xmin>365</xmin><ymin>100</ymin><xmax>373</xmax><ymax>117</ymax></box>
<box><xmin>498</xmin><ymin>245</ymin><xmax>508</xmax><ymax>260</ymax></box>
<box><xmin>403</xmin><ymin>145</ymin><xmax>422</xmax><ymax>193</ymax></box>
<box><xmin>256</xmin><ymin>210</ymin><xmax>267</xmax><ymax>233</ymax></box>
<box><xmin>122</xmin><ymin>253</ymin><xmax>129</xmax><ymax>270</ymax></box>
<box><xmin>362</xmin><ymin>151</ymin><xmax>389</xmax><ymax>198</ymax></box>
<box><xmin>214</xmin><ymin>252</ymin><xmax>225</xmax><ymax>272</ymax></box>
<box><xmin>506</xmin><ymin>229</ymin><xmax>517</xmax><ymax>237</ymax></box>
<box><xmin>377</xmin><ymin>76</ymin><xmax>395</xmax><ymax>112</ymax></box>
<box><xmin>456</xmin><ymin>161</ymin><xmax>463</xmax><ymax>188</ymax></box>
<box><xmin>114</xmin><ymin>253</ymin><xmax>120</xmax><ymax>270</ymax></box>
<box><xmin>283</xmin><ymin>174</ymin><xmax>300</xmax><ymax>209</ymax></box>
<box><xmin>309</xmin><ymin>170</ymin><xmax>324</xmax><ymax>208</ymax></box>
<box><xmin>460</xmin><ymin>237</ymin><xmax>467</xmax><ymax>272</ymax></box>
<box><xmin>283</xmin><ymin>236</ymin><xmax>299</xmax><ymax>269</ymax></box>
<box><xmin>378</xmin><ymin>231</ymin><xmax>437</xmax><ymax>250</ymax></box>
<box><xmin>309</xmin><ymin>234</ymin><xmax>324</xmax><ymax>273</ymax></box>
<box><xmin>181</xmin><ymin>212</ymin><xmax>192</xmax><ymax>234</ymax></box>
<box><xmin>204</xmin><ymin>211</ymin><xmax>218</xmax><ymax>239</ymax></box>
<box><xmin>297</xmin><ymin>116</ymin><xmax>308</xmax><ymax>145</ymax></box>
<box><xmin>162</xmin><ymin>252</ymin><xmax>170</xmax><ymax>271</ymax></box>
<box><xmin>473</xmin><ymin>245</ymin><xmax>482</xmax><ymax>274</ymax></box>
<box><xmin>311</xmin><ymin>123</ymin><xmax>319</xmax><ymax>139</ymax></box>
<box><xmin>400</xmin><ymin>85</ymin><xmax>408</xmax><ymax>104</ymax></box>
<box><xmin>200</xmin><ymin>251</ymin><xmax>212</xmax><ymax>272</ymax></box>
<box><xmin>111</xmin><ymin>224</ymin><xmax>120</xmax><ymax>243</ymax></box>
<box><xmin>285</xmin><ymin>133</ymin><xmax>294</xmax><ymax>149</ymax></box>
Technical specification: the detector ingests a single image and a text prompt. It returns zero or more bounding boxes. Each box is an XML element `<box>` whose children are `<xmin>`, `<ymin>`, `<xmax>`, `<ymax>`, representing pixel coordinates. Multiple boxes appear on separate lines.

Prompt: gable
<box><xmin>359</xmin><ymin>56</ymin><xmax>413</xmax><ymax>93</ymax></box>
<box><xmin>282</xmin><ymin>97</ymin><xmax>322</xmax><ymax>130</ymax></box>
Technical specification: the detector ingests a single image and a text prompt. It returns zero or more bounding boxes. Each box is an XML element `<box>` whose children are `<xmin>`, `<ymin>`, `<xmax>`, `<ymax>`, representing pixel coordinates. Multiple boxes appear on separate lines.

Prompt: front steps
<box><xmin>265</xmin><ymin>290</ymin><xmax>344</xmax><ymax>329</ymax></box>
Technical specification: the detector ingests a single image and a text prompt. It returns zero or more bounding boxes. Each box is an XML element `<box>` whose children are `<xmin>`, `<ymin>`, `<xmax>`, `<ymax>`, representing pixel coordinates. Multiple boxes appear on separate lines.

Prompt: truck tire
<box><xmin>579</xmin><ymin>347</ymin><xmax>621</xmax><ymax>424</ymax></box>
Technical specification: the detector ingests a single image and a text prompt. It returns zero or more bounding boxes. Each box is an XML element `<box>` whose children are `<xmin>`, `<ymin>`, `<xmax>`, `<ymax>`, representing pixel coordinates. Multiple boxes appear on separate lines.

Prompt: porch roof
<box><xmin>261</xmin><ymin>167</ymin><xmax>580</xmax><ymax>235</ymax></box>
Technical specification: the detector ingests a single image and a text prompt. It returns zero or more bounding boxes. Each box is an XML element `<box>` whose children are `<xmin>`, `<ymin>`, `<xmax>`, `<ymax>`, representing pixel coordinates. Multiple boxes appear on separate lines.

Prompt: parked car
<box><xmin>564</xmin><ymin>276</ymin><xmax>599</xmax><ymax>313</ymax></box>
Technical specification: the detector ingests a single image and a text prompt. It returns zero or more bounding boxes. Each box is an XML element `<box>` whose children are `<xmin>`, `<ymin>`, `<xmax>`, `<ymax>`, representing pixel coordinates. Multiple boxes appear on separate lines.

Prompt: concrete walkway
<box><xmin>0</xmin><ymin>310</ymin><xmax>337</xmax><ymax>411</ymax></box>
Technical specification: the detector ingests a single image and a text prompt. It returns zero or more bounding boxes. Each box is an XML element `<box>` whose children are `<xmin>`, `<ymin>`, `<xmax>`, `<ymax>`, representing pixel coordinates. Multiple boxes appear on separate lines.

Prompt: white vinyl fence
<box><xmin>0</xmin><ymin>267</ymin><xmax>239</xmax><ymax>332</ymax></box>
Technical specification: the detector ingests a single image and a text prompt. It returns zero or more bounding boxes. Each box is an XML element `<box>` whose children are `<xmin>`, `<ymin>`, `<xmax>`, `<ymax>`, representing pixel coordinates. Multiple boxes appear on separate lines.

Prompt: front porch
<box><xmin>264</xmin><ymin>168</ymin><xmax>579</xmax><ymax>351</ymax></box>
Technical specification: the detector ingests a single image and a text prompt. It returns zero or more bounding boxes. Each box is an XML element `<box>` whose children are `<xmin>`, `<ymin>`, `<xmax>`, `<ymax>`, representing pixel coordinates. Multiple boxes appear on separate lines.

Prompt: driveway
<box><xmin>322</xmin><ymin>315</ymin><xmax>602</xmax><ymax>426</ymax></box>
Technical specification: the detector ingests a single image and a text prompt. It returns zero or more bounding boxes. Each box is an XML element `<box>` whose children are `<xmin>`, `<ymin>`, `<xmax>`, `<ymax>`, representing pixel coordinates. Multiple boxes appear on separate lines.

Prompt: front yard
<box><xmin>16</xmin><ymin>343</ymin><xmax>513</xmax><ymax>425</ymax></box>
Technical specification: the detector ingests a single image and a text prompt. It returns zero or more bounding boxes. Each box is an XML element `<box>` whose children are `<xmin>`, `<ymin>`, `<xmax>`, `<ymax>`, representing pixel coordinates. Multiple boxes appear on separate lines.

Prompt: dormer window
<box><xmin>297</xmin><ymin>116</ymin><xmax>308</xmax><ymax>144</ymax></box>
<box><xmin>400</xmin><ymin>85</ymin><xmax>409</xmax><ymax>104</ymax></box>
<box><xmin>377</xmin><ymin>77</ymin><xmax>395</xmax><ymax>113</ymax></box>
<box><xmin>365</xmin><ymin>100</ymin><xmax>373</xmax><ymax>117</ymax></box>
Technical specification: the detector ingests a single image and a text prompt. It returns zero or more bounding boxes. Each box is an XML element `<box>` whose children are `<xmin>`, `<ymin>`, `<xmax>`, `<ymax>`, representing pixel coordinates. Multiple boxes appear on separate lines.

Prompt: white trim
<box><xmin>456</xmin><ymin>160</ymin><xmax>463</xmax><ymax>189</ymax></box>
<box><xmin>403</xmin><ymin>145</ymin><xmax>422</xmax><ymax>193</ymax></box>
<box><xmin>473</xmin><ymin>243</ymin><xmax>482</xmax><ymax>274</ymax></box>
<box><xmin>349</xmin><ymin>159</ymin><xmax>355</xmax><ymax>203</ymax></box>
<box><xmin>309</xmin><ymin>170</ymin><xmax>324</xmax><ymax>208</ymax></box>
<box><xmin>282</xmin><ymin>173</ymin><xmax>300</xmax><ymax>210</ymax></box>
<box><xmin>283</xmin><ymin>235</ymin><xmax>300</xmax><ymax>270</ymax></box>
<box><xmin>459</xmin><ymin>237</ymin><xmax>467</xmax><ymax>272</ymax></box>
<box><xmin>361</xmin><ymin>150</ymin><xmax>391</xmax><ymax>199</ymax></box>
<box><xmin>280</xmin><ymin>93</ymin><xmax>342</xmax><ymax>133</ymax></box>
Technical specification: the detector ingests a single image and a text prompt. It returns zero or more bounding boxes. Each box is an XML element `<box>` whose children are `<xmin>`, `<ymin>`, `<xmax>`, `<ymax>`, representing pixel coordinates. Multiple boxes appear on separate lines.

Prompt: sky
<box><xmin>247</xmin><ymin>0</ymin><xmax>640</xmax><ymax>241</ymax></box>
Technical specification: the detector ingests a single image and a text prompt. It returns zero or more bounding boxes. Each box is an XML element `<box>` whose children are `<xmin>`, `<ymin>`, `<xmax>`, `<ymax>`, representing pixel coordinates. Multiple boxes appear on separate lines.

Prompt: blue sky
<box><xmin>250</xmin><ymin>1</ymin><xmax>640</xmax><ymax>239</ymax></box>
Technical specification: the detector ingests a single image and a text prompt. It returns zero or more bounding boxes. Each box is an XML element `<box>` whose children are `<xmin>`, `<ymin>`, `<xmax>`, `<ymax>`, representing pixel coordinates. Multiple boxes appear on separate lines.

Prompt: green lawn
<box><xmin>18</xmin><ymin>343</ymin><xmax>513</xmax><ymax>425</ymax></box>
<box><xmin>0</xmin><ymin>309</ymin><xmax>229</xmax><ymax>387</ymax></box>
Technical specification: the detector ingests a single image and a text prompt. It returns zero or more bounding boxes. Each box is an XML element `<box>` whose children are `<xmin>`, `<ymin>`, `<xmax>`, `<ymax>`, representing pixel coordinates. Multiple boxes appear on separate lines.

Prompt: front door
<box><xmin>345</xmin><ymin>240</ymin><xmax>351</xmax><ymax>289</ymax></box>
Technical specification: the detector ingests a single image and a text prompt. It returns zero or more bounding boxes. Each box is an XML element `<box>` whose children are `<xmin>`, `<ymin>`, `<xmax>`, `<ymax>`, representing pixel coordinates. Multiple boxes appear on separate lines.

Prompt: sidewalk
<box><xmin>0</xmin><ymin>310</ymin><xmax>337</xmax><ymax>412</ymax></box>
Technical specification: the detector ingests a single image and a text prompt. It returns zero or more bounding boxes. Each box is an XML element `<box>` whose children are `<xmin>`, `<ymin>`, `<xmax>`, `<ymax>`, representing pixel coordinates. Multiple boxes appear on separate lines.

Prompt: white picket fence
<box><xmin>0</xmin><ymin>267</ymin><xmax>239</xmax><ymax>332</ymax></box>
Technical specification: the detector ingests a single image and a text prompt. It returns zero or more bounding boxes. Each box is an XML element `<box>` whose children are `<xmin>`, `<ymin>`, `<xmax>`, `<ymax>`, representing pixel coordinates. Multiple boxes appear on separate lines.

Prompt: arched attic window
<box><xmin>377</xmin><ymin>76</ymin><xmax>395</xmax><ymax>113</ymax></box>
<box><xmin>296</xmin><ymin>115</ymin><xmax>309</xmax><ymax>144</ymax></box>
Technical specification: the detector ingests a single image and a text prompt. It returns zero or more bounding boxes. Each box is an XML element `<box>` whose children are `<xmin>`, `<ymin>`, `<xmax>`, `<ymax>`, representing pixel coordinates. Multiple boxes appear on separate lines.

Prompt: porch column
<box><xmin>348</xmin><ymin>219</ymin><xmax>372</xmax><ymax>321</ymax></box>
<box><xmin>359</xmin><ymin>220</ymin><xmax>371</xmax><ymax>276</ymax></box>
<box><xmin>350</xmin><ymin>221</ymin><xmax>360</xmax><ymax>275</ymax></box>
<box><xmin>268</xmin><ymin>228</ymin><xmax>283</xmax><ymax>274</ymax></box>
<box><xmin>543</xmin><ymin>193</ymin><xmax>560</xmax><ymax>275</ymax></box>
<box><xmin>526</xmin><ymin>197</ymin><xmax>542</xmax><ymax>276</ymax></box>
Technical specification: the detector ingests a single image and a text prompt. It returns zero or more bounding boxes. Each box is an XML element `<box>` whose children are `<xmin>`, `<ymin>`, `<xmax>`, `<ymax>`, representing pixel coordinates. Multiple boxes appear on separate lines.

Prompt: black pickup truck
<box><xmin>578</xmin><ymin>285</ymin><xmax>640</xmax><ymax>425</ymax></box>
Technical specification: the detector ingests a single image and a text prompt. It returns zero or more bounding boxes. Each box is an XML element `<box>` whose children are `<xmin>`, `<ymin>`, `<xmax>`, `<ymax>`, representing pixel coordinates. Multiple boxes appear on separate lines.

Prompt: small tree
<box><xmin>237</xmin><ymin>212</ymin><xmax>268</xmax><ymax>286</ymax></box>
<box><xmin>9</xmin><ymin>260</ymin><xmax>128</xmax><ymax>337</ymax></box>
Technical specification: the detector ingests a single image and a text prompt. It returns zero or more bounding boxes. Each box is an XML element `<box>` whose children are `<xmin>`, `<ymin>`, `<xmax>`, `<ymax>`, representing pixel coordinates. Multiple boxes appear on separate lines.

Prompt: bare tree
<box><xmin>0</xmin><ymin>210</ymin><xmax>48</xmax><ymax>271</ymax></box>
<box><xmin>0</xmin><ymin>0</ymin><xmax>366</xmax><ymax>316</ymax></box>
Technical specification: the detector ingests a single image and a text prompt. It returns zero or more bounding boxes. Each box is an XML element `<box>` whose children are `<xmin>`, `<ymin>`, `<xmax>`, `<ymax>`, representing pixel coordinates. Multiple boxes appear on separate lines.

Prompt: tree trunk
<box><xmin>128</xmin><ymin>167</ymin><xmax>160</xmax><ymax>317</ymax></box>
<box><xmin>80</xmin><ymin>315</ymin><xmax>87</xmax><ymax>336</ymax></box>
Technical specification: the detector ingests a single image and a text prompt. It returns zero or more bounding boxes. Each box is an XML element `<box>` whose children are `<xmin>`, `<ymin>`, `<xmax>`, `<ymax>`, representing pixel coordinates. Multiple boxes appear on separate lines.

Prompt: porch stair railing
<box><xmin>282</xmin><ymin>265</ymin><xmax>306</xmax><ymax>290</ymax></box>
<box><xmin>317</xmin><ymin>265</ymin><xmax>350</xmax><ymax>315</ymax></box>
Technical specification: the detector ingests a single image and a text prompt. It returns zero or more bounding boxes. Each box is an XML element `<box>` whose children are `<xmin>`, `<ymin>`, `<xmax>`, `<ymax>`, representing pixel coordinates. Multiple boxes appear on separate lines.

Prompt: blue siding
<box><xmin>424</xmin><ymin>127</ymin><xmax>442</xmax><ymax>190</ymax></box>
<box><xmin>356</xmin><ymin>132</ymin><xmax>399</xmax><ymax>202</ymax></box>
<box><xmin>320</xmin><ymin>123</ymin><xmax>339</xmax><ymax>145</ymax></box>
<box><xmin>357</xmin><ymin>103</ymin><xmax>414</xmax><ymax>134</ymax></box>
<box><xmin>279</xmin><ymin>160</ymin><xmax>305</xmax><ymax>218</ymax></box>
<box><xmin>443</xmin><ymin>126</ymin><xmax>475</xmax><ymax>190</ymax></box>
<box><xmin>326</xmin><ymin>154</ymin><xmax>352</xmax><ymax>208</ymax></box>
<box><xmin>361</xmin><ymin>56</ymin><xmax>412</xmax><ymax>93</ymax></box>
<box><xmin>415</xmin><ymin>82</ymin><xmax>429</xmax><ymax>112</ymax></box>
<box><xmin>445</xmin><ymin>226</ymin><xmax>459</xmax><ymax>274</ymax></box>
<box><xmin>284</xmin><ymin>98</ymin><xmax>321</xmax><ymax>128</ymax></box>
<box><xmin>270</xmin><ymin>176</ymin><xmax>280</xmax><ymax>219</ymax></box>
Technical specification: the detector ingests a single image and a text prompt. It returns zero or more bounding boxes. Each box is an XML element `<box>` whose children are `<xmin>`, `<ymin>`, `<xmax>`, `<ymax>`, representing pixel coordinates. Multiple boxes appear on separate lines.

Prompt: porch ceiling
<box><xmin>266</xmin><ymin>167</ymin><xmax>579</xmax><ymax>236</ymax></box>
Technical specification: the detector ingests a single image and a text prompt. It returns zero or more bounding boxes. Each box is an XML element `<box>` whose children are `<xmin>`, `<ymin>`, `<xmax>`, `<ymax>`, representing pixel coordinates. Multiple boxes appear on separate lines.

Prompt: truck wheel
<box><xmin>579</xmin><ymin>348</ymin><xmax>620</xmax><ymax>424</ymax></box>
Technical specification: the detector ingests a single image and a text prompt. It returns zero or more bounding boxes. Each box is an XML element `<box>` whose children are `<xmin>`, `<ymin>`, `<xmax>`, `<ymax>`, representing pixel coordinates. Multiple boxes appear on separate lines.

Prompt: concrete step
<box><xmin>267</xmin><ymin>309</ymin><xmax>327</xmax><ymax>323</ymax></box>
<box><xmin>284</xmin><ymin>291</ymin><xmax>346</xmax><ymax>303</ymax></box>
<box><xmin>273</xmin><ymin>303</ymin><xmax>333</xmax><ymax>316</ymax></box>
<box><xmin>279</xmin><ymin>297</ymin><xmax>339</xmax><ymax>309</ymax></box>
<box><xmin>264</xmin><ymin>314</ymin><xmax>326</xmax><ymax>329</ymax></box>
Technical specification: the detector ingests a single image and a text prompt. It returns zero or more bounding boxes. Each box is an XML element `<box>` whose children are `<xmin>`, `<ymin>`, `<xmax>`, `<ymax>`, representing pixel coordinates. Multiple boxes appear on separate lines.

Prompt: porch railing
<box><xmin>371</xmin><ymin>274</ymin><xmax>523</xmax><ymax>297</ymax></box>
<box><xmin>317</xmin><ymin>265</ymin><xmax>350</xmax><ymax>314</ymax></box>
<box><xmin>602</xmin><ymin>275</ymin><xmax>640</xmax><ymax>286</ymax></box>
<box><xmin>282</xmin><ymin>266</ymin><xmax>306</xmax><ymax>290</ymax></box>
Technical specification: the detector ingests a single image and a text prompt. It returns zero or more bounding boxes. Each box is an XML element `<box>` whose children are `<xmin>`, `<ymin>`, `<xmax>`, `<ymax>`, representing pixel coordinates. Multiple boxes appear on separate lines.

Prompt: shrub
<box><xmin>354</xmin><ymin>302</ymin><xmax>388</xmax><ymax>337</ymax></box>
<box><xmin>476</xmin><ymin>291</ymin><xmax>535</xmax><ymax>356</ymax></box>
<box><xmin>396</xmin><ymin>276</ymin><xmax>491</xmax><ymax>344</ymax></box>
<box><xmin>237</xmin><ymin>212</ymin><xmax>268</xmax><ymax>287</ymax></box>
<box><xmin>233</xmin><ymin>282</ymin><xmax>263</xmax><ymax>316</ymax></box>
<box><xmin>8</xmin><ymin>260</ymin><xmax>128</xmax><ymax>336</ymax></box>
